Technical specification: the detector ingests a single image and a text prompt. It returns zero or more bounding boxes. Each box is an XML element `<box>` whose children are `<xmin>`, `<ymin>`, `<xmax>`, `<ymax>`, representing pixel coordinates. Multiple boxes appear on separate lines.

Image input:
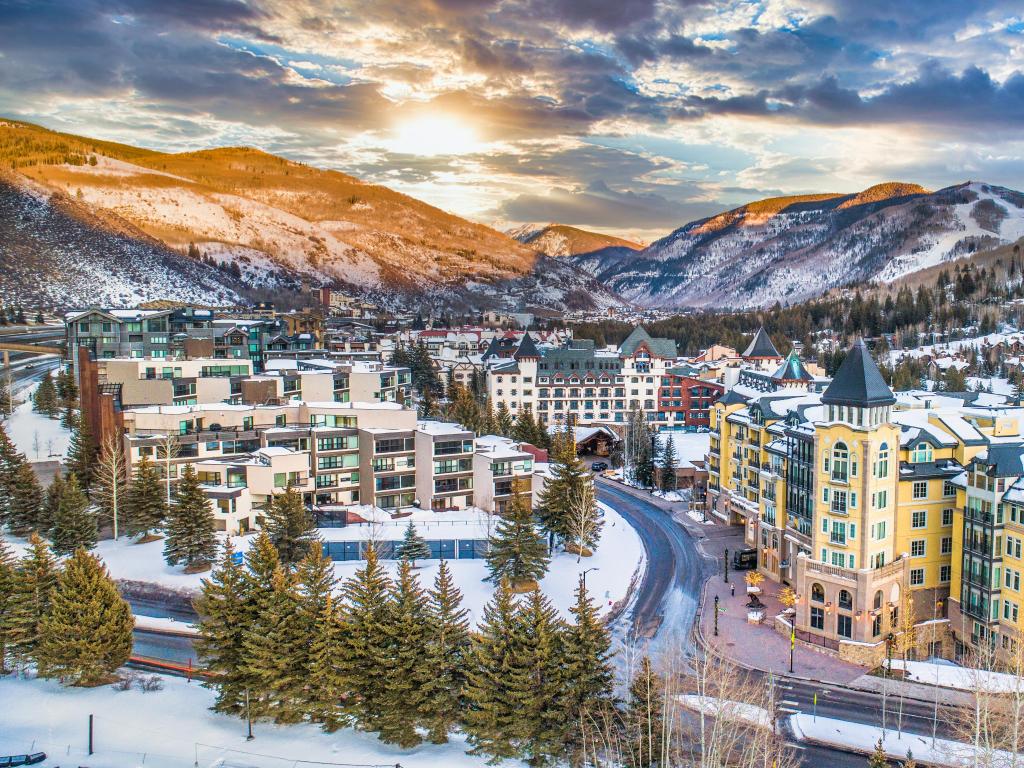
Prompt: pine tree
<box><xmin>193</xmin><ymin>540</ymin><xmax>249</xmax><ymax>714</ymax></box>
<box><xmin>395</xmin><ymin>521</ymin><xmax>431</xmax><ymax>566</ymax></box>
<box><xmin>40</xmin><ymin>470</ymin><xmax>65</xmax><ymax>536</ymax></box>
<box><xmin>625</xmin><ymin>656</ymin><xmax>666</xmax><ymax>767</ymax></box>
<box><xmin>241</xmin><ymin>564</ymin><xmax>306</xmax><ymax>723</ymax></box>
<box><xmin>421</xmin><ymin>559</ymin><xmax>470</xmax><ymax>743</ymax></box>
<box><xmin>65</xmin><ymin>415</ymin><xmax>97</xmax><ymax>490</ymax></box>
<box><xmin>125</xmin><ymin>454</ymin><xmax>167</xmax><ymax>539</ymax></box>
<box><xmin>265</xmin><ymin>484</ymin><xmax>318</xmax><ymax>566</ymax></box>
<box><xmin>306</xmin><ymin>594</ymin><xmax>346</xmax><ymax>731</ymax></box>
<box><xmin>36</xmin><ymin>548</ymin><xmax>133</xmax><ymax>686</ymax></box>
<box><xmin>486</xmin><ymin>488</ymin><xmax>549</xmax><ymax>590</ymax></box>
<box><xmin>378</xmin><ymin>559</ymin><xmax>431</xmax><ymax>747</ymax></box>
<box><xmin>6</xmin><ymin>534</ymin><xmax>59</xmax><ymax>668</ymax></box>
<box><xmin>163</xmin><ymin>464</ymin><xmax>218</xmax><ymax>572</ymax></box>
<box><xmin>32</xmin><ymin>372</ymin><xmax>59</xmax><ymax>418</ymax></box>
<box><xmin>6</xmin><ymin>457</ymin><xmax>43</xmax><ymax>536</ymax></box>
<box><xmin>463</xmin><ymin>579</ymin><xmax>531</xmax><ymax>761</ymax></box>
<box><xmin>496</xmin><ymin>402</ymin><xmax>514</xmax><ymax>436</ymax></box>
<box><xmin>0</xmin><ymin>374</ymin><xmax>12</xmax><ymax>418</ymax></box>
<box><xmin>51</xmin><ymin>472</ymin><xmax>97</xmax><ymax>556</ymax></box>
<box><xmin>518</xmin><ymin>588</ymin><xmax>568</xmax><ymax>765</ymax></box>
<box><xmin>511</xmin><ymin>409</ymin><xmax>536</xmax><ymax>443</ymax></box>
<box><xmin>536</xmin><ymin>432</ymin><xmax>597</xmax><ymax>548</ymax></box>
<box><xmin>867</xmin><ymin>739</ymin><xmax>890</xmax><ymax>768</ymax></box>
<box><xmin>338</xmin><ymin>542</ymin><xmax>393</xmax><ymax>730</ymax></box>
<box><xmin>0</xmin><ymin>423</ymin><xmax>16</xmax><ymax>524</ymax></box>
<box><xmin>659</xmin><ymin>435</ymin><xmax>678</xmax><ymax>493</ymax></box>
<box><xmin>0</xmin><ymin>536</ymin><xmax>16</xmax><ymax>672</ymax></box>
<box><xmin>563</xmin><ymin>575</ymin><xmax>614</xmax><ymax>757</ymax></box>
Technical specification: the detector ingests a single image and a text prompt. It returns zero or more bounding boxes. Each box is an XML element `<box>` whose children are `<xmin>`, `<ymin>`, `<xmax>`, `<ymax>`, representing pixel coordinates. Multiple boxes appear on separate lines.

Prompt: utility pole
<box><xmin>88</xmin><ymin>713</ymin><xmax>94</xmax><ymax>755</ymax></box>
<box><xmin>724</xmin><ymin>548</ymin><xmax>730</xmax><ymax>583</ymax></box>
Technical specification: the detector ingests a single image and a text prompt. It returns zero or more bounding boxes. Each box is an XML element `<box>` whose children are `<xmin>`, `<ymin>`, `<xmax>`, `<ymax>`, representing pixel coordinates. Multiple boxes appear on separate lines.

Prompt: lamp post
<box><xmin>789</xmin><ymin>624</ymin><xmax>795</xmax><ymax>673</ymax></box>
<box><xmin>581</xmin><ymin>566</ymin><xmax>599</xmax><ymax>590</ymax></box>
<box><xmin>724</xmin><ymin>548</ymin><xmax>730</xmax><ymax>584</ymax></box>
<box><xmin>714</xmin><ymin>595</ymin><xmax>720</xmax><ymax>636</ymax></box>
<box><xmin>245</xmin><ymin>688</ymin><xmax>254</xmax><ymax>741</ymax></box>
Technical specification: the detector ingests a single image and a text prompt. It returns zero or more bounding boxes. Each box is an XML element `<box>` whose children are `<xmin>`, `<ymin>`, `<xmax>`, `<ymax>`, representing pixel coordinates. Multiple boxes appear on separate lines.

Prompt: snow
<box><xmin>686</xmin><ymin>508</ymin><xmax>715</xmax><ymax>525</ymax></box>
<box><xmin>968</xmin><ymin>376</ymin><xmax>1016</xmax><ymax>396</ymax></box>
<box><xmin>677</xmin><ymin>696</ymin><xmax>772</xmax><ymax>730</ymax></box>
<box><xmin>134</xmin><ymin>614</ymin><xmax>199</xmax><ymax>636</ymax></box>
<box><xmin>655</xmin><ymin>430</ymin><xmax>710</xmax><ymax>469</ymax></box>
<box><xmin>0</xmin><ymin>674</ymin><xmax>508</xmax><ymax>768</ymax></box>
<box><xmin>889</xmin><ymin>658</ymin><xmax>1024</xmax><ymax>694</ymax></box>
<box><xmin>3</xmin><ymin>383</ymin><xmax>72</xmax><ymax>462</ymax></box>
<box><xmin>789</xmin><ymin>712</ymin><xmax>1018</xmax><ymax>767</ymax></box>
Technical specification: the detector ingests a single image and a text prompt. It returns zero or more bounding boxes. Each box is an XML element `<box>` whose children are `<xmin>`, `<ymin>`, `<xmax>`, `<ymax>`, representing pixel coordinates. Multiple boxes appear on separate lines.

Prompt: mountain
<box><xmin>510</xmin><ymin>223</ymin><xmax>643</xmax><ymax>257</ymax></box>
<box><xmin>576</xmin><ymin>181</ymin><xmax>1024</xmax><ymax>309</ymax></box>
<box><xmin>0</xmin><ymin>119</ymin><xmax>620</xmax><ymax>311</ymax></box>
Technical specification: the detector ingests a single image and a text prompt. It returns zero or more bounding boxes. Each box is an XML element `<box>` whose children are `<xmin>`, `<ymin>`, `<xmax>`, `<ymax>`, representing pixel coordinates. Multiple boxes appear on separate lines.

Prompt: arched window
<box><xmin>811</xmin><ymin>583</ymin><xmax>825</xmax><ymax>603</ymax></box>
<box><xmin>873</xmin><ymin>590</ymin><xmax>883</xmax><ymax>610</ymax></box>
<box><xmin>875</xmin><ymin>442</ymin><xmax>889</xmax><ymax>478</ymax></box>
<box><xmin>911</xmin><ymin>441</ymin><xmax>933</xmax><ymax>463</ymax></box>
<box><xmin>832</xmin><ymin>442</ymin><xmax>849</xmax><ymax>482</ymax></box>
<box><xmin>838</xmin><ymin>589</ymin><xmax>853</xmax><ymax>610</ymax></box>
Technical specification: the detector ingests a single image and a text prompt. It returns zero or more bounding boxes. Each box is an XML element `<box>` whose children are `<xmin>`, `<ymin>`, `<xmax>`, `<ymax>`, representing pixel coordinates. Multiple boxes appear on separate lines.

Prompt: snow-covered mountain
<box><xmin>0</xmin><ymin>119</ymin><xmax>621</xmax><ymax>311</ymax></box>
<box><xmin>575</xmin><ymin>182</ymin><xmax>1024</xmax><ymax>309</ymax></box>
<box><xmin>510</xmin><ymin>223</ymin><xmax>642</xmax><ymax>258</ymax></box>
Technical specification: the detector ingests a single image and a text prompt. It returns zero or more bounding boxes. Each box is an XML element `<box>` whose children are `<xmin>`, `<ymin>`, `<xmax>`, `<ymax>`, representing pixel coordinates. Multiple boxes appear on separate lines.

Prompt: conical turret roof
<box><xmin>742</xmin><ymin>326</ymin><xmax>780</xmax><ymax>358</ymax></box>
<box><xmin>771</xmin><ymin>350</ymin><xmax>813</xmax><ymax>382</ymax></box>
<box><xmin>513</xmin><ymin>332</ymin><xmax>540</xmax><ymax>359</ymax></box>
<box><xmin>822</xmin><ymin>339</ymin><xmax>895</xmax><ymax>407</ymax></box>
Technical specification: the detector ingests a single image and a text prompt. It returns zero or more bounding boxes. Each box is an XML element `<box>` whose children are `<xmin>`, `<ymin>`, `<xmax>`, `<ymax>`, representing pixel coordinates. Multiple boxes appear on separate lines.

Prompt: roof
<box><xmin>513</xmin><ymin>333</ymin><xmax>540</xmax><ymax>360</ymax></box>
<box><xmin>821</xmin><ymin>339</ymin><xmax>896</xmax><ymax>408</ymax></box>
<box><xmin>481</xmin><ymin>337</ymin><xmax>501</xmax><ymax>359</ymax></box>
<box><xmin>971</xmin><ymin>443</ymin><xmax>1024</xmax><ymax>477</ymax></box>
<box><xmin>742</xmin><ymin>327</ymin><xmax>780</xmax><ymax>358</ymax></box>
<box><xmin>619</xmin><ymin>326</ymin><xmax>677</xmax><ymax>359</ymax></box>
<box><xmin>772</xmin><ymin>350</ymin><xmax>813</xmax><ymax>382</ymax></box>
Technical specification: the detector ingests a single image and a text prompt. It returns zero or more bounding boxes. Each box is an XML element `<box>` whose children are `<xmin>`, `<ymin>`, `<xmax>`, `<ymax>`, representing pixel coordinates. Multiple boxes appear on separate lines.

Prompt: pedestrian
<box><xmin>731</xmin><ymin>583</ymin><xmax>735</xmax><ymax>597</ymax></box>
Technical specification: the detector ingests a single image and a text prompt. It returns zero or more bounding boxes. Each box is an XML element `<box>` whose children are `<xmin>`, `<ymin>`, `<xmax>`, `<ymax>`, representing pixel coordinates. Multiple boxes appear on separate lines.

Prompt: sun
<box><xmin>389</xmin><ymin>114</ymin><xmax>480</xmax><ymax>157</ymax></box>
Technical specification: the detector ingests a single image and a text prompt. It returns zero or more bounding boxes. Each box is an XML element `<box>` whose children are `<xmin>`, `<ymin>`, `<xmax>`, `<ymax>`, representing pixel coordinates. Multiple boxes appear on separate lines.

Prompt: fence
<box><xmin>321</xmin><ymin>538</ymin><xmax>490</xmax><ymax>561</ymax></box>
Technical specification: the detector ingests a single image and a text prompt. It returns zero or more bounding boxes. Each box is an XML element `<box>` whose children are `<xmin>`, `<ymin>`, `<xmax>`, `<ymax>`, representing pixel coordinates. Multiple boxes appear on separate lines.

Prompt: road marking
<box><xmin>785</xmin><ymin>742</ymin><xmax>807</xmax><ymax>750</ymax></box>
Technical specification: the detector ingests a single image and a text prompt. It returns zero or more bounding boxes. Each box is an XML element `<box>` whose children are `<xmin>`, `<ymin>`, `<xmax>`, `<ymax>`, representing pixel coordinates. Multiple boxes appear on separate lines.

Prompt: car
<box><xmin>591</xmin><ymin>461</ymin><xmax>608</xmax><ymax>472</ymax></box>
<box><xmin>731</xmin><ymin>548</ymin><xmax>757</xmax><ymax>570</ymax></box>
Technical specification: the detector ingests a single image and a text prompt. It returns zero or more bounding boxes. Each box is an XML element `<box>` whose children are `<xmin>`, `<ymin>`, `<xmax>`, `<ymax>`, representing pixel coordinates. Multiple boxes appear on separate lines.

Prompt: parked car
<box><xmin>0</xmin><ymin>753</ymin><xmax>47</xmax><ymax>767</ymax></box>
<box><xmin>732</xmin><ymin>548</ymin><xmax>757</xmax><ymax>570</ymax></box>
<box><xmin>591</xmin><ymin>461</ymin><xmax>608</xmax><ymax>472</ymax></box>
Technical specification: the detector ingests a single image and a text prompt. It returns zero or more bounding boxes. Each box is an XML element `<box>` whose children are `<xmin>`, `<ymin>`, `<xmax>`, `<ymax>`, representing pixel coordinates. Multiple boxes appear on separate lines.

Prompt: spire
<box><xmin>482</xmin><ymin>336</ymin><xmax>501</xmax><ymax>360</ymax></box>
<box><xmin>822</xmin><ymin>339</ymin><xmax>895</xmax><ymax>407</ymax></box>
<box><xmin>771</xmin><ymin>349</ymin><xmax>813</xmax><ymax>382</ymax></box>
<box><xmin>513</xmin><ymin>332</ymin><xmax>540</xmax><ymax>360</ymax></box>
<box><xmin>742</xmin><ymin>326</ymin><xmax>780</xmax><ymax>359</ymax></box>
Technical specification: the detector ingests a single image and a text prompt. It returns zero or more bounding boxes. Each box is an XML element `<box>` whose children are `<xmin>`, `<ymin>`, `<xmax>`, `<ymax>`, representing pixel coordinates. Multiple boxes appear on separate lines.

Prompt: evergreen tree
<box><xmin>463</xmin><ymin>579</ymin><xmax>531</xmax><ymax>761</ymax></box>
<box><xmin>659</xmin><ymin>435</ymin><xmax>678</xmax><ymax>493</ymax></box>
<box><xmin>264</xmin><ymin>484</ymin><xmax>318</xmax><ymax>566</ymax></box>
<box><xmin>511</xmin><ymin>409</ymin><xmax>536</xmax><ymax>443</ymax></box>
<box><xmin>867</xmin><ymin>738</ymin><xmax>890</xmax><ymax>768</ymax></box>
<box><xmin>65</xmin><ymin>415</ymin><xmax>97</xmax><ymax>490</ymax></box>
<box><xmin>485</xmin><ymin>488</ymin><xmax>549</xmax><ymax>590</ymax></box>
<box><xmin>306</xmin><ymin>594</ymin><xmax>346</xmax><ymax>731</ymax></box>
<box><xmin>163</xmin><ymin>463</ymin><xmax>218</xmax><ymax>572</ymax></box>
<box><xmin>421</xmin><ymin>559</ymin><xmax>470</xmax><ymax>743</ymax></box>
<box><xmin>51</xmin><ymin>472</ymin><xmax>97</xmax><ymax>556</ymax></box>
<box><xmin>338</xmin><ymin>542</ymin><xmax>393</xmax><ymax>730</ymax></box>
<box><xmin>395</xmin><ymin>521</ymin><xmax>431</xmax><ymax>566</ymax></box>
<box><xmin>562</xmin><ymin>575</ymin><xmax>614</xmax><ymax>757</ymax></box>
<box><xmin>0</xmin><ymin>375</ymin><xmax>12</xmax><ymax>418</ymax></box>
<box><xmin>241</xmin><ymin>564</ymin><xmax>306</xmax><ymax>723</ymax></box>
<box><xmin>36</xmin><ymin>548</ymin><xmax>133</xmax><ymax>686</ymax></box>
<box><xmin>193</xmin><ymin>540</ymin><xmax>249</xmax><ymax>714</ymax></box>
<box><xmin>40</xmin><ymin>470</ymin><xmax>64</xmax><ymax>536</ymax></box>
<box><xmin>479</xmin><ymin>400</ymin><xmax>498</xmax><ymax>436</ymax></box>
<box><xmin>32</xmin><ymin>372</ymin><xmax>59</xmax><ymax>418</ymax></box>
<box><xmin>6</xmin><ymin>457</ymin><xmax>43</xmax><ymax>536</ymax></box>
<box><xmin>0</xmin><ymin>424</ymin><xmax>16</xmax><ymax>524</ymax></box>
<box><xmin>6</xmin><ymin>534</ymin><xmax>59</xmax><ymax>667</ymax></box>
<box><xmin>496</xmin><ymin>402</ymin><xmax>514</xmax><ymax>437</ymax></box>
<box><xmin>236</xmin><ymin>532</ymin><xmax>282</xmax><ymax>715</ymax></box>
<box><xmin>624</xmin><ymin>656</ymin><xmax>666</xmax><ymax>767</ymax></box>
<box><xmin>536</xmin><ymin>433</ymin><xmax>596</xmax><ymax>548</ymax></box>
<box><xmin>518</xmin><ymin>588</ymin><xmax>568</xmax><ymax>765</ymax></box>
<box><xmin>378</xmin><ymin>559</ymin><xmax>431</xmax><ymax>747</ymax></box>
<box><xmin>124</xmin><ymin>455</ymin><xmax>167</xmax><ymax>539</ymax></box>
<box><xmin>0</xmin><ymin>536</ymin><xmax>16</xmax><ymax>672</ymax></box>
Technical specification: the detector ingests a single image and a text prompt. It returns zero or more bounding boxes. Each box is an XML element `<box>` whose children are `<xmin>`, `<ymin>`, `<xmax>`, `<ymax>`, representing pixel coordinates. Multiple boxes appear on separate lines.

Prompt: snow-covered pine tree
<box><xmin>496</xmin><ymin>402</ymin><xmax>514</xmax><ymax>436</ymax></box>
<box><xmin>193</xmin><ymin>540</ymin><xmax>249</xmax><ymax>715</ymax></box>
<box><xmin>65</xmin><ymin>414</ymin><xmax>97</xmax><ymax>490</ymax></box>
<box><xmin>265</xmin><ymin>484</ymin><xmax>318</xmax><ymax>566</ymax></box>
<box><xmin>659</xmin><ymin>435</ymin><xmax>678</xmax><ymax>493</ymax></box>
<box><xmin>0</xmin><ymin>536</ymin><xmax>16</xmax><ymax>672</ymax></box>
<box><xmin>624</xmin><ymin>655</ymin><xmax>666</xmax><ymax>767</ymax></box>
<box><xmin>485</xmin><ymin>485</ymin><xmax>549</xmax><ymax>590</ymax></box>
<box><xmin>51</xmin><ymin>472</ymin><xmax>97</xmax><ymax>556</ymax></box>
<box><xmin>338</xmin><ymin>542</ymin><xmax>393</xmax><ymax>730</ymax></box>
<box><xmin>6</xmin><ymin>534</ymin><xmax>59</xmax><ymax>668</ymax></box>
<box><xmin>36</xmin><ymin>548</ymin><xmax>133</xmax><ymax>686</ymax></box>
<box><xmin>463</xmin><ymin>579</ymin><xmax>531</xmax><ymax>761</ymax></box>
<box><xmin>377</xmin><ymin>559</ymin><xmax>431</xmax><ymax>747</ymax></box>
<box><xmin>421</xmin><ymin>558</ymin><xmax>470</xmax><ymax>743</ymax></box>
<box><xmin>241</xmin><ymin>564</ymin><xmax>306</xmax><ymax>723</ymax></box>
<box><xmin>562</xmin><ymin>574</ymin><xmax>614</xmax><ymax>756</ymax></box>
<box><xmin>6</xmin><ymin>457</ymin><xmax>43</xmax><ymax>536</ymax></box>
<box><xmin>395</xmin><ymin>521</ymin><xmax>431</xmax><ymax>567</ymax></box>
<box><xmin>517</xmin><ymin>588</ymin><xmax>569</xmax><ymax>764</ymax></box>
<box><xmin>163</xmin><ymin>463</ymin><xmax>218</xmax><ymax>572</ymax></box>
<box><xmin>124</xmin><ymin>454</ymin><xmax>167</xmax><ymax>540</ymax></box>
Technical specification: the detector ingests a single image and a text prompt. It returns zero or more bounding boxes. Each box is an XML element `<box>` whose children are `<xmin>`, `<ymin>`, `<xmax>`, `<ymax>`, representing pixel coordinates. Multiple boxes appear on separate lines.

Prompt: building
<box><xmin>709</xmin><ymin>338</ymin><xmax>1024</xmax><ymax>664</ymax></box>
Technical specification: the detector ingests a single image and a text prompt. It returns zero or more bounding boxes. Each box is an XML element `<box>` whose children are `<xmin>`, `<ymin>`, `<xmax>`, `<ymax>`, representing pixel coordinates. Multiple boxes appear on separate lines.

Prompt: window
<box><xmin>911</xmin><ymin>540</ymin><xmax>926</xmax><ymax>557</ymax></box>
<box><xmin>837</xmin><ymin>614</ymin><xmax>852</xmax><ymax>638</ymax></box>
<box><xmin>943</xmin><ymin>481</ymin><xmax>956</xmax><ymax>497</ymax></box>
<box><xmin>872</xmin><ymin>613</ymin><xmax>883</xmax><ymax>637</ymax></box>
<box><xmin>831</xmin><ymin>443</ymin><xmax>849</xmax><ymax>482</ymax></box>
<box><xmin>872</xmin><ymin>520</ymin><xmax>887</xmax><ymax>540</ymax></box>
<box><xmin>912</xmin><ymin>510</ymin><xmax>927</xmax><ymax>529</ymax></box>
<box><xmin>912</xmin><ymin>481</ymin><xmax>928</xmax><ymax>499</ymax></box>
<box><xmin>940</xmin><ymin>565</ymin><xmax>951</xmax><ymax>583</ymax></box>
<box><xmin>941</xmin><ymin>536</ymin><xmax>953</xmax><ymax>555</ymax></box>
<box><xmin>874</xmin><ymin>490</ymin><xmax>888</xmax><ymax>508</ymax></box>
<box><xmin>873</xmin><ymin>590</ymin><xmax>883</xmax><ymax>610</ymax></box>
<box><xmin>910</xmin><ymin>568</ymin><xmax>925</xmax><ymax>586</ymax></box>
<box><xmin>831</xmin><ymin>490</ymin><xmax>848</xmax><ymax>514</ymax></box>
<box><xmin>911</xmin><ymin>442</ymin><xmax>933</xmax><ymax>463</ymax></box>
<box><xmin>942</xmin><ymin>508</ymin><xmax>954</xmax><ymax>526</ymax></box>
<box><xmin>838</xmin><ymin>589</ymin><xmax>853</xmax><ymax>610</ymax></box>
<box><xmin>811</xmin><ymin>583</ymin><xmax>825</xmax><ymax>602</ymax></box>
<box><xmin>810</xmin><ymin>607</ymin><xmax>824</xmax><ymax>630</ymax></box>
<box><xmin>876</xmin><ymin>443</ymin><xmax>890</xmax><ymax>478</ymax></box>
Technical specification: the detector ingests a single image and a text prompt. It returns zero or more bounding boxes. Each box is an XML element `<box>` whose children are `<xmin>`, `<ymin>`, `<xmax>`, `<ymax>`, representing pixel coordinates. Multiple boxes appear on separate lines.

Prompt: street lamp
<box><xmin>581</xmin><ymin>567</ymin><xmax>599</xmax><ymax>590</ymax></box>
<box><xmin>714</xmin><ymin>595</ymin><xmax>720</xmax><ymax>636</ymax></box>
<box><xmin>245</xmin><ymin>687</ymin><xmax>254</xmax><ymax>741</ymax></box>
<box><xmin>724</xmin><ymin>548</ymin><xmax>730</xmax><ymax>584</ymax></box>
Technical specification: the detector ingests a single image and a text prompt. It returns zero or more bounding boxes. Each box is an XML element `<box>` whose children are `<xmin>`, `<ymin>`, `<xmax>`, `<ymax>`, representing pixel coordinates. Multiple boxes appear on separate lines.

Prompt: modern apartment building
<box><xmin>709</xmin><ymin>339</ymin><xmax>1024</xmax><ymax>664</ymax></box>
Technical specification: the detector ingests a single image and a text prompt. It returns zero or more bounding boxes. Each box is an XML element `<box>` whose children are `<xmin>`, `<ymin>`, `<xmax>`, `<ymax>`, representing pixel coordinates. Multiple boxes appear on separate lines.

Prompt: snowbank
<box><xmin>3</xmin><ymin>384</ymin><xmax>72</xmax><ymax>462</ymax></box>
<box><xmin>889</xmin><ymin>658</ymin><xmax>1024</xmax><ymax>694</ymax></box>
<box><xmin>677</xmin><ymin>695</ymin><xmax>772</xmax><ymax>730</ymax></box>
<box><xmin>134</xmin><ymin>615</ymin><xmax>199</xmax><ymax>636</ymax></box>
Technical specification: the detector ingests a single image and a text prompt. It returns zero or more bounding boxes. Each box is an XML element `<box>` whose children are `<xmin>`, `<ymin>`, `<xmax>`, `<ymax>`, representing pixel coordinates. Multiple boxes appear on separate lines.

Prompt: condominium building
<box><xmin>709</xmin><ymin>339</ymin><xmax>1024</xmax><ymax>664</ymax></box>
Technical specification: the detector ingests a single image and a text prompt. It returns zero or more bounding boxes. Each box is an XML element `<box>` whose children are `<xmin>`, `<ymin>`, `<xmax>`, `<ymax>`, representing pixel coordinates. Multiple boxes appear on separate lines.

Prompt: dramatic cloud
<box><xmin>1</xmin><ymin>0</ymin><xmax>1023</xmax><ymax>239</ymax></box>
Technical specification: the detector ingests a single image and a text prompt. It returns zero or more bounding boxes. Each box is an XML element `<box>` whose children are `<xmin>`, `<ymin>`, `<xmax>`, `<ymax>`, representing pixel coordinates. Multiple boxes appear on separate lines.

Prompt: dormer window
<box><xmin>910</xmin><ymin>442</ymin><xmax>933</xmax><ymax>464</ymax></box>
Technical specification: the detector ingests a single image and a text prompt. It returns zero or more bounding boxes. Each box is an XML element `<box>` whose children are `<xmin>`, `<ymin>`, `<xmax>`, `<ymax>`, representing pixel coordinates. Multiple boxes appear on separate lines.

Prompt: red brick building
<box><xmin>658</xmin><ymin>370</ymin><xmax>724</xmax><ymax>428</ymax></box>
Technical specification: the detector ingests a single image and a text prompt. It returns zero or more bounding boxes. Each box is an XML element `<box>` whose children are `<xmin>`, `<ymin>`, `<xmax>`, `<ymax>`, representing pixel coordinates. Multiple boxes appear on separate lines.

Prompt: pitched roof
<box><xmin>821</xmin><ymin>339</ymin><xmax>896</xmax><ymax>407</ymax></box>
<box><xmin>481</xmin><ymin>337</ymin><xmax>501</xmax><ymax>359</ymax></box>
<box><xmin>742</xmin><ymin>326</ymin><xmax>780</xmax><ymax>358</ymax></box>
<box><xmin>619</xmin><ymin>326</ymin><xmax>677</xmax><ymax>358</ymax></box>
<box><xmin>514</xmin><ymin>332</ymin><xmax>540</xmax><ymax>359</ymax></box>
<box><xmin>772</xmin><ymin>350</ymin><xmax>813</xmax><ymax>382</ymax></box>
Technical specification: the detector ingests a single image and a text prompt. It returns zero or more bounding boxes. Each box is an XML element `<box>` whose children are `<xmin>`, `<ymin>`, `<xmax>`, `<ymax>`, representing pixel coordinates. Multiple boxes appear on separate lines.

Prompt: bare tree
<box><xmin>94</xmin><ymin>433</ymin><xmax>128</xmax><ymax>539</ymax></box>
<box><xmin>156</xmin><ymin>433</ymin><xmax>179</xmax><ymax>510</ymax></box>
<box><xmin>566</xmin><ymin>478</ymin><xmax>600</xmax><ymax>562</ymax></box>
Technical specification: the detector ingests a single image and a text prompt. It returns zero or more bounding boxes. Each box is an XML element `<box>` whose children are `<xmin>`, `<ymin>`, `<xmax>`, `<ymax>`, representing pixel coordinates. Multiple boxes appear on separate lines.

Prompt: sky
<box><xmin>2</xmin><ymin>0</ymin><xmax>1024</xmax><ymax>243</ymax></box>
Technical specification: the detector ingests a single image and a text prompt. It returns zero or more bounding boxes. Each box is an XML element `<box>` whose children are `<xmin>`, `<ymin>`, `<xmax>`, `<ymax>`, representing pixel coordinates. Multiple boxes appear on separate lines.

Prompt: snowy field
<box><xmin>0</xmin><ymin>674</ymin><xmax>514</xmax><ymax>768</ymax></box>
<box><xmin>6</xmin><ymin>503</ymin><xmax>644</xmax><ymax>626</ymax></box>
<box><xmin>3</xmin><ymin>382</ymin><xmax>72</xmax><ymax>462</ymax></box>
